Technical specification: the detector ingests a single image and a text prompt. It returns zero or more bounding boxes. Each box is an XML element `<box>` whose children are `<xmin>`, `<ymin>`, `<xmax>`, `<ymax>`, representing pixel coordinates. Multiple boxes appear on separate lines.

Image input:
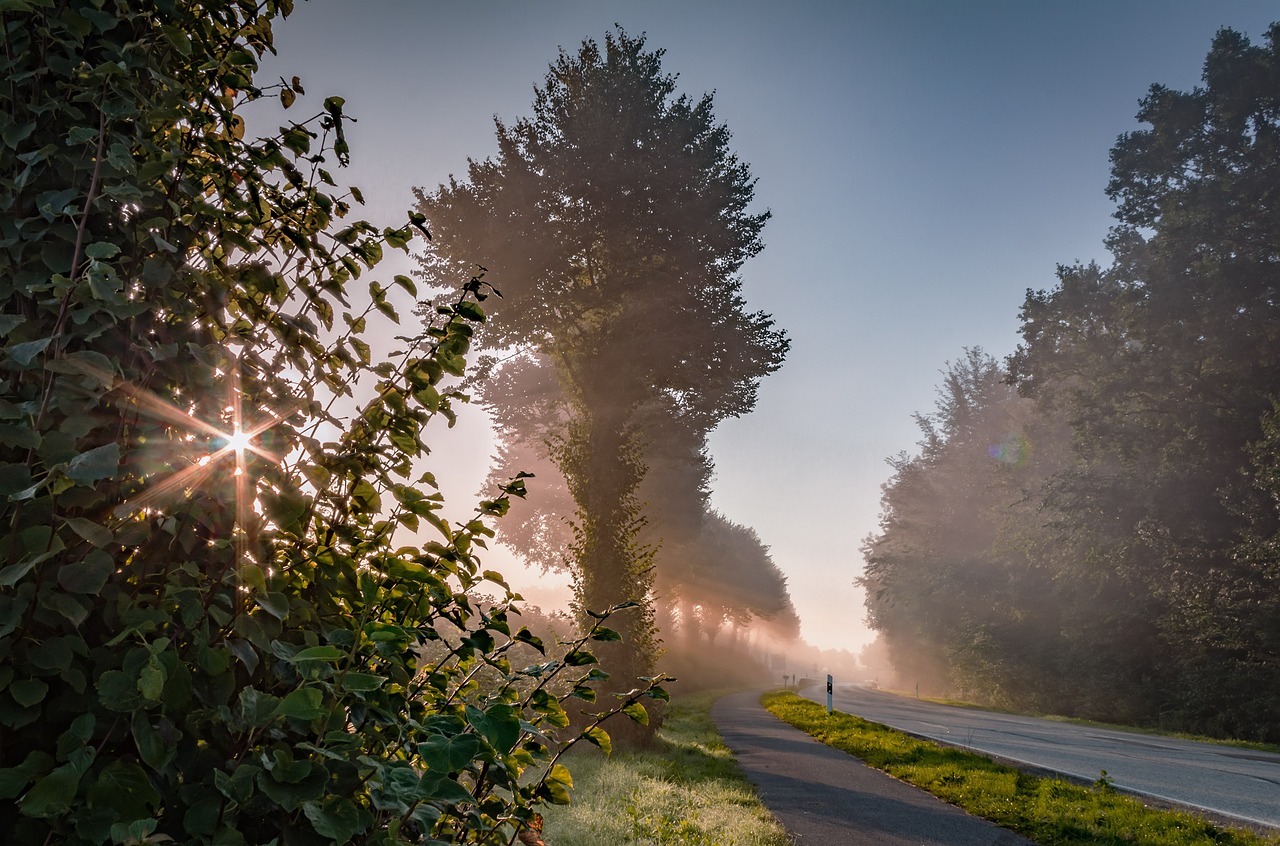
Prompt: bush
<box><xmin>0</xmin><ymin>2</ymin><xmax>664</xmax><ymax>843</ymax></box>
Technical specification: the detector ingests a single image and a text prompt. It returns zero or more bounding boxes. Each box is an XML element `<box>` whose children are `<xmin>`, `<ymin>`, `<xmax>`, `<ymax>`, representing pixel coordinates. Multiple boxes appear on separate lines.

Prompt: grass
<box><xmin>763</xmin><ymin>690</ymin><xmax>1280</xmax><ymax>846</ymax></box>
<box><xmin>539</xmin><ymin>691</ymin><xmax>790</xmax><ymax>846</ymax></box>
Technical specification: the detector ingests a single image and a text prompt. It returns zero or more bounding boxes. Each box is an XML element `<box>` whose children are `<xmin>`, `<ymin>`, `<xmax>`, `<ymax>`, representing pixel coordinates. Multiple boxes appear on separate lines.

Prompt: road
<box><xmin>802</xmin><ymin>684</ymin><xmax>1280</xmax><ymax>832</ymax></box>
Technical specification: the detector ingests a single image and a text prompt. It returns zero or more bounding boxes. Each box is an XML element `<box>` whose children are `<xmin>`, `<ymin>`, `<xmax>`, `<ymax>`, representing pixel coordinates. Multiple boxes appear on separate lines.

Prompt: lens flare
<box><xmin>987</xmin><ymin>432</ymin><xmax>1031</xmax><ymax>466</ymax></box>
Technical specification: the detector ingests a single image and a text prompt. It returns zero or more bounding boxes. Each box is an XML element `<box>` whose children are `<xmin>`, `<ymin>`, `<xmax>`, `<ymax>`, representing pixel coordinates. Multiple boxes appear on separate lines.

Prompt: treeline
<box><xmin>861</xmin><ymin>24</ymin><xmax>1280</xmax><ymax>742</ymax></box>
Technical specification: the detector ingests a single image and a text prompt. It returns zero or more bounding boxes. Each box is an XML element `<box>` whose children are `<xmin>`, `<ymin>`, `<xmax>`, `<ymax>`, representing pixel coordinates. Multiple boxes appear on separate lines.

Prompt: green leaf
<box><xmin>340</xmin><ymin>672</ymin><xmax>385</xmax><ymax>692</ymax></box>
<box><xmin>35</xmin><ymin>188</ymin><xmax>79</xmax><ymax>218</ymax></box>
<box><xmin>20</xmin><ymin>762</ymin><xmax>82</xmax><ymax>818</ymax></box>
<box><xmin>183</xmin><ymin>796</ymin><xmax>222</xmax><ymax>836</ymax></box>
<box><xmin>9</xmin><ymin>677</ymin><xmax>48</xmax><ymax>707</ymax></box>
<box><xmin>621</xmin><ymin>702</ymin><xmax>649</xmax><ymax>725</ymax></box>
<box><xmin>0</xmin><ymin>559</ymin><xmax>36</xmax><ymax>588</ymax></box>
<box><xmin>57</xmin><ymin>551</ymin><xmax>115</xmax><ymax>593</ymax></box>
<box><xmin>0</xmin><ymin>314</ymin><xmax>25</xmax><ymax>337</ymax></box>
<box><xmin>564</xmin><ymin>650</ymin><xmax>598</xmax><ymax>667</ymax></box>
<box><xmin>417</xmin><ymin>734</ymin><xmax>482</xmax><ymax>774</ymax></box>
<box><xmin>465</xmin><ymin>703</ymin><xmax>520</xmax><ymax>753</ymax></box>
<box><xmin>538</xmin><ymin>763</ymin><xmax>573</xmax><ymax>805</ymax></box>
<box><xmin>302</xmin><ymin>797</ymin><xmax>365</xmax><ymax>842</ymax></box>
<box><xmin>350</xmin><ymin>479</ymin><xmax>381</xmax><ymax>514</ymax></box>
<box><xmin>65</xmin><ymin>517</ymin><xmax>112</xmax><ymax>547</ymax></box>
<box><xmin>582</xmin><ymin>725</ymin><xmax>612</xmax><ymax>756</ymax></box>
<box><xmin>86</xmin><ymin>760</ymin><xmax>160</xmax><ymax>824</ymax></box>
<box><xmin>589</xmin><ymin>626</ymin><xmax>623</xmax><ymax>642</ymax></box>
<box><xmin>391</xmin><ymin>274</ymin><xmax>417</xmax><ymax>297</ymax></box>
<box><xmin>6</xmin><ymin>337</ymin><xmax>51</xmax><ymax>366</ymax></box>
<box><xmin>455</xmin><ymin>300</ymin><xmax>485</xmax><ymax>322</ymax></box>
<box><xmin>416</xmin><ymin>772</ymin><xmax>475</xmax><ymax>806</ymax></box>
<box><xmin>66</xmin><ymin>443</ymin><xmax>120</xmax><ymax>484</ymax></box>
<box><xmin>84</xmin><ymin>241</ymin><xmax>121</xmax><ymax>259</ymax></box>
<box><xmin>275</xmin><ymin>688</ymin><xmax>327</xmax><ymax>720</ymax></box>
<box><xmin>131</xmin><ymin>713</ymin><xmax>174</xmax><ymax>770</ymax></box>
<box><xmin>254</xmin><ymin>591</ymin><xmax>289</xmax><ymax>621</ymax></box>
<box><xmin>288</xmin><ymin>645</ymin><xmax>345</xmax><ymax>662</ymax></box>
<box><xmin>0</xmin><ymin>751</ymin><xmax>54</xmax><ymax>799</ymax></box>
<box><xmin>137</xmin><ymin>655</ymin><xmax>166</xmax><ymax>701</ymax></box>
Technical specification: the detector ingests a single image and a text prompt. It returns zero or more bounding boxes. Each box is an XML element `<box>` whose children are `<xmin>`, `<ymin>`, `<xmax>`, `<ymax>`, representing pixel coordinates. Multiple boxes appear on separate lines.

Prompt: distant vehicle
<box><xmin>864</xmin><ymin>680</ymin><xmax>880</xmax><ymax>690</ymax></box>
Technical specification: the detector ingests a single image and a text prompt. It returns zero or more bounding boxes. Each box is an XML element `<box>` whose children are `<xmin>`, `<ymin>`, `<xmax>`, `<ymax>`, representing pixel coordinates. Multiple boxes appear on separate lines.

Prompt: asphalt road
<box><xmin>803</xmin><ymin>684</ymin><xmax>1280</xmax><ymax>832</ymax></box>
<box><xmin>713</xmin><ymin>691</ymin><xmax>1033</xmax><ymax>845</ymax></box>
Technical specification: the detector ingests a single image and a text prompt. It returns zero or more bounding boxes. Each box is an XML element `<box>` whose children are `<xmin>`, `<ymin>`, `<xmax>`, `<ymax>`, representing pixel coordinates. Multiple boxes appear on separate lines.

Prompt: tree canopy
<box><xmin>863</xmin><ymin>23</ymin><xmax>1280</xmax><ymax>740</ymax></box>
<box><xmin>415</xmin><ymin>28</ymin><xmax>790</xmax><ymax>686</ymax></box>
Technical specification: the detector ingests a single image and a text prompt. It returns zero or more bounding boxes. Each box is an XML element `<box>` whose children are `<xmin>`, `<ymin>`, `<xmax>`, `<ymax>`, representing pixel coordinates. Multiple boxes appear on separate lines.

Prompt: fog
<box><xmin>257</xmin><ymin>5</ymin><xmax>1280</xmax><ymax>726</ymax></box>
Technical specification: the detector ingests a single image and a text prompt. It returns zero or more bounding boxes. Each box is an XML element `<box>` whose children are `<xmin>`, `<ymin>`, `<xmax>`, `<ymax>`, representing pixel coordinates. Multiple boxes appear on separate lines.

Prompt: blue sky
<box><xmin>261</xmin><ymin>1</ymin><xmax>1279</xmax><ymax>655</ymax></box>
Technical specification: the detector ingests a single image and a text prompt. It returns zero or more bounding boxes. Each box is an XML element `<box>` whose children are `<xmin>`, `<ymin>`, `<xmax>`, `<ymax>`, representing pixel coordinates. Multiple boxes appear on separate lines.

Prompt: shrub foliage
<box><xmin>0</xmin><ymin>2</ymin><xmax>664</xmax><ymax>843</ymax></box>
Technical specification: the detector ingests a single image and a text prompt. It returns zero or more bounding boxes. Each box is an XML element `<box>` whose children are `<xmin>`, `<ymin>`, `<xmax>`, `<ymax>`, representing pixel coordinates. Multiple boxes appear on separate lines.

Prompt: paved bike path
<box><xmin>712</xmin><ymin>691</ymin><xmax>1033</xmax><ymax>846</ymax></box>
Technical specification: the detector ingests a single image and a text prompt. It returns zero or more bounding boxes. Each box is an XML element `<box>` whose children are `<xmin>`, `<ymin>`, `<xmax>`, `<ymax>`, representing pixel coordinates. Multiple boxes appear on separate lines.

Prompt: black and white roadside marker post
<box><xmin>826</xmin><ymin>674</ymin><xmax>833</xmax><ymax>714</ymax></box>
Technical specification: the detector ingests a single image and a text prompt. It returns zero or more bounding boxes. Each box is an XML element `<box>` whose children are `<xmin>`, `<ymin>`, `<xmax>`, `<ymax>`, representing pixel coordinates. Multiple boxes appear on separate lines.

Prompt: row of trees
<box><xmin>862</xmin><ymin>23</ymin><xmax>1280</xmax><ymax>741</ymax></box>
<box><xmin>414</xmin><ymin>30</ymin><xmax>797</xmax><ymax>690</ymax></box>
<box><xmin>0</xmin><ymin>3</ymin><xmax>666</xmax><ymax>843</ymax></box>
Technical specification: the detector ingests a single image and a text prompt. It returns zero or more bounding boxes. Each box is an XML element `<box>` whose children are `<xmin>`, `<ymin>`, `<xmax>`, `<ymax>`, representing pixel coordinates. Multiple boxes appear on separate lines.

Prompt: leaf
<box><xmin>20</xmin><ymin>761</ymin><xmax>82</xmax><ymax>818</ymax></box>
<box><xmin>0</xmin><ymin>314</ymin><xmax>26</xmax><ymax>336</ymax></box>
<box><xmin>416</xmin><ymin>772</ymin><xmax>476</xmax><ymax>806</ymax></box>
<box><xmin>10</xmin><ymin>678</ymin><xmax>48</xmax><ymax>707</ymax></box>
<box><xmin>303</xmin><ymin>797</ymin><xmax>365</xmax><ymax>842</ymax></box>
<box><xmin>564</xmin><ymin>650</ymin><xmax>598</xmax><ymax>667</ymax></box>
<box><xmin>274</xmin><ymin>687</ymin><xmax>327</xmax><ymax>720</ymax></box>
<box><xmin>0</xmin><ymin>559</ymin><xmax>36</xmax><ymax>588</ymax></box>
<box><xmin>417</xmin><ymin>734</ymin><xmax>482</xmax><ymax>773</ymax></box>
<box><xmin>0</xmin><ymin>751</ymin><xmax>54</xmax><ymax>799</ymax></box>
<box><xmin>65</xmin><ymin>516</ymin><xmax>112</xmax><ymax>547</ymax></box>
<box><xmin>86</xmin><ymin>760</ymin><xmax>160</xmax><ymax>824</ymax></box>
<box><xmin>66</xmin><ymin>443</ymin><xmax>120</xmax><ymax>484</ymax></box>
<box><xmin>392</xmin><ymin>274</ymin><xmax>417</xmax><ymax>297</ymax></box>
<box><xmin>621</xmin><ymin>702</ymin><xmax>650</xmax><ymax>725</ymax></box>
<box><xmin>288</xmin><ymin>645</ymin><xmax>345</xmax><ymax>662</ymax></box>
<box><xmin>6</xmin><ymin>337</ymin><xmax>51</xmax><ymax>366</ymax></box>
<box><xmin>582</xmin><ymin>725</ymin><xmax>612</xmax><ymax>756</ymax></box>
<box><xmin>465</xmin><ymin>703</ymin><xmax>520</xmax><ymax>753</ymax></box>
<box><xmin>131</xmin><ymin>713</ymin><xmax>175</xmax><ymax>770</ymax></box>
<box><xmin>254</xmin><ymin>591</ymin><xmax>288</xmax><ymax>621</ymax></box>
<box><xmin>35</xmin><ymin>188</ymin><xmax>79</xmax><ymax>219</ymax></box>
<box><xmin>340</xmin><ymin>672</ymin><xmax>385</xmax><ymax>692</ymax></box>
<box><xmin>84</xmin><ymin>241</ymin><xmax>121</xmax><ymax>259</ymax></box>
<box><xmin>589</xmin><ymin>626</ymin><xmax>623</xmax><ymax>642</ymax></box>
<box><xmin>539</xmin><ymin>763</ymin><xmax>573</xmax><ymax>805</ymax></box>
<box><xmin>455</xmin><ymin>300</ymin><xmax>485</xmax><ymax>322</ymax></box>
<box><xmin>57</xmin><ymin>551</ymin><xmax>115</xmax><ymax>593</ymax></box>
<box><xmin>137</xmin><ymin>655</ymin><xmax>167</xmax><ymax>702</ymax></box>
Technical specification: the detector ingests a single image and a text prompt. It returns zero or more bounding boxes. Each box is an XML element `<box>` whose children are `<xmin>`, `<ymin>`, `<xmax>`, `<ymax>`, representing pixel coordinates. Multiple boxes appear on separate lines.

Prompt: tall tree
<box><xmin>1011</xmin><ymin>22</ymin><xmax>1280</xmax><ymax>738</ymax></box>
<box><xmin>415</xmin><ymin>29</ymin><xmax>788</xmax><ymax>684</ymax></box>
<box><xmin>861</xmin><ymin>350</ymin><xmax>1065</xmax><ymax>706</ymax></box>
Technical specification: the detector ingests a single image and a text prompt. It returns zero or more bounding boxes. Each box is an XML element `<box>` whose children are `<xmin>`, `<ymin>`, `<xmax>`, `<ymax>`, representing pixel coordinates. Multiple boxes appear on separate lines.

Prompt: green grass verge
<box><xmin>540</xmin><ymin>691</ymin><xmax>790</xmax><ymax>846</ymax></box>
<box><xmin>762</xmin><ymin>690</ymin><xmax>1280</xmax><ymax>846</ymax></box>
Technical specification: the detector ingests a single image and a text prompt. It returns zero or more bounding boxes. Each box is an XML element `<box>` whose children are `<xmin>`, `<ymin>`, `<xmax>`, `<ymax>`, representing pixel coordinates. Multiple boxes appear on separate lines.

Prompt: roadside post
<box><xmin>826</xmin><ymin>674</ymin><xmax>833</xmax><ymax>714</ymax></box>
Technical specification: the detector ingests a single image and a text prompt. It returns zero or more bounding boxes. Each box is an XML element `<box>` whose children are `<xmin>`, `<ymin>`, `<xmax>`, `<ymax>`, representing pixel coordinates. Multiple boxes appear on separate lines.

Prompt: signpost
<box><xmin>826</xmin><ymin>674</ymin><xmax>833</xmax><ymax>714</ymax></box>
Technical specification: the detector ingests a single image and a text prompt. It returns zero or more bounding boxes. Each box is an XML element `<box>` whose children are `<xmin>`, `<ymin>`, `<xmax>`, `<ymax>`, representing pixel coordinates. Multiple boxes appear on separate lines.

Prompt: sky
<box><xmin>260</xmin><ymin>1</ymin><xmax>1279</xmax><ymax>656</ymax></box>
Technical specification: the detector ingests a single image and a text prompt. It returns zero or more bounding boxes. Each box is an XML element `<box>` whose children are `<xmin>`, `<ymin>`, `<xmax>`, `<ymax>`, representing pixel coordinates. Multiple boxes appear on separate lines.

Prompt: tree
<box><xmin>1011</xmin><ymin>22</ymin><xmax>1280</xmax><ymax>738</ymax></box>
<box><xmin>861</xmin><ymin>350</ymin><xmax>1062</xmax><ymax>704</ymax></box>
<box><xmin>0</xmin><ymin>3</ymin><xmax>665</xmax><ymax>842</ymax></box>
<box><xmin>415</xmin><ymin>29</ymin><xmax>788</xmax><ymax>686</ymax></box>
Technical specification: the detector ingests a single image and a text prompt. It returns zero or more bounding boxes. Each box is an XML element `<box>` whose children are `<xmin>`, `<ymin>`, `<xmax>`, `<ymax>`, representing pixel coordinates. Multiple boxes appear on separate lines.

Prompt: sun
<box><xmin>225</xmin><ymin>426</ymin><xmax>254</xmax><ymax>455</ymax></box>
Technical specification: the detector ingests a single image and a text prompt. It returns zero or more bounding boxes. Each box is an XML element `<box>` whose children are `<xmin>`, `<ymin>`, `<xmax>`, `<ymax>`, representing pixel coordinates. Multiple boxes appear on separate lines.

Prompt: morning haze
<box><xmin>260</xmin><ymin>2</ymin><xmax>1280</xmax><ymax>734</ymax></box>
